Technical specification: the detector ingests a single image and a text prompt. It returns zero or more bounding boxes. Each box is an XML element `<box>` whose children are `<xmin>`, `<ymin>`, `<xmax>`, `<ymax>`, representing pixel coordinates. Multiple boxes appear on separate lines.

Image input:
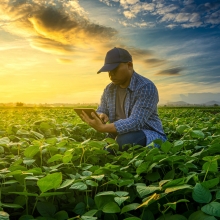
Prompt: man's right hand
<box><xmin>98</xmin><ymin>113</ymin><xmax>109</xmax><ymax>124</ymax></box>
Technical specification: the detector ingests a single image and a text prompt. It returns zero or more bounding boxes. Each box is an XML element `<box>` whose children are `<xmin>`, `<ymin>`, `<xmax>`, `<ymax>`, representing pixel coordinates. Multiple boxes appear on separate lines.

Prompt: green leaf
<box><xmin>136</xmin><ymin>185</ymin><xmax>160</xmax><ymax>198</ymax></box>
<box><xmin>114</xmin><ymin>196</ymin><xmax>129</xmax><ymax>206</ymax></box>
<box><xmin>102</xmin><ymin>202</ymin><xmax>120</xmax><ymax>213</ymax></box>
<box><xmin>73</xmin><ymin>202</ymin><xmax>86</xmax><ymax>215</ymax></box>
<box><xmin>57</xmin><ymin>179</ymin><xmax>75</xmax><ymax>189</ymax></box>
<box><xmin>82</xmin><ymin>209</ymin><xmax>98</xmax><ymax>217</ymax></box>
<box><xmin>54</xmin><ymin>211</ymin><xmax>69</xmax><ymax>220</ymax></box>
<box><xmin>24</xmin><ymin>145</ymin><xmax>40</xmax><ymax>158</ymax></box>
<box><xmin>120</xmin><ymin>203</ymin><xmax>140</xmax><ymax>214</ymax></box>
<box><xmin>136</xmin><ymin>161</ymin><xmax>151</xmax><ymax>175</ymax></box>
<box><xmin>188</xmin><ymin>210</ymin><xmax>217</xmax><ymax>220</ymax></box>
<box><xmin>91</xmin><ymin>175</ymin><xmax>105</xmax><ymax>181</ymax></box>
<box><xmin>115</xmin><ymin>191</ymin><xmax>129</xmax><ymax>197</ymax></box>
<box><xmin>192</xmin><ymin>183</ymin><xmax>212</xmax><ymax>203</ymax></box>
<box><xmin>190</xmin><ymin>130</ymin><xmax>205</xmax><ymax>139</ymax></box>
<box><xmin>36</xmin><ymin>202</ymin><xmax>56</xmax><ymax>217</ymax></box>
<box><xmin>163</xmin><ymin>199</ymin><xmax>189</xmax><ymax>211</ymax></box>
<box><xmin>176</xmin><ymin>125</ymin><xmax>189</xmax><ymax>134</ymax></box>
<box><xmin>201</xmin><ymin>178</ymin><xmax>219</xmax><ymax>189</ymax></box>
<box><xmin>165</xmin><ymin>184</ymin><xmax>192</xmax><ymax>193</ymax></box>
<box><xmin>0</xmin><ymin>137</ymin><xmax>10</xmax><ymax>146</ymax></box>
<box><xmin>70</xmin><ymin>182</ymin><xmax>87</xmax><ymax>191</ymax></box>
<box><xmin>47</xmin><ymin>154</ymin><xmax>63</xmax><ymax>163</ymax></box>
<box><xmin>201</xmin><ymin>202</ymin><xmax>220</xmax><ymax>217</ymax></box>
<box><xmin>216</xmin><ymin>190</ymin><xmax>220</xmax><ymax>199</ymax></box>
<box><xmin>86</xmin><ymin>180</ymin><xmax>98</xmax><ymax>187</ymax></box>
<box><xmin>202</xmin><ymin>161</ymin><xmax>218</xmax><ymax>172</ymax></box>
<box><xmin>161</xmin><ymin>141</ymin><xmax>172</xmax><ymax>153</ymax></box>
<box><xmin>37</xmin><ymin>172</ymin><xmax>62</xmax><ymax>193</ymax></box>
<box><xmin>146</xmin><ymin>171</ymin><xmax>161</xmax><ymax>182</ymax></box>
<box><xmin>95</xmin><ymin>194</ymin><xmax>115</xmax><ymax>210</ymax></box>
<box><xmin>40</xmin><ymin>192</ymin><xmax>69</xmax><ymax>197</ymax></box>
<box><xmin>1</xmin><ymin>203</ymin><xmax>23</xmax><ymax>209</ymax></box>
<box><xmin>18</xmin><ymin>215</ymin><xmax>35</xmax><ymax>220</ymax></box>
<box><xmin>162</xmin><ymin>178</ymin><xmax>185</xmax><ymax>189</ymax></box>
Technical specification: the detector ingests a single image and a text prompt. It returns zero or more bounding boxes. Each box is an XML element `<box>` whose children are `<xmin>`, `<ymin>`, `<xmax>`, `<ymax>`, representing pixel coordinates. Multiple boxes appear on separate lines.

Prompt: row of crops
<box><xmin>0</xmin><ymin>107</ymin><xmax>220</xmax><ymax>220</ymax></box>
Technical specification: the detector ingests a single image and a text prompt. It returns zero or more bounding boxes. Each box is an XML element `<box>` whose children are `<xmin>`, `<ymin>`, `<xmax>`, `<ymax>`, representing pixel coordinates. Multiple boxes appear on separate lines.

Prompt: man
<box><xmin>81</xmin><ymin>47</ymin><xmax>167</xmax><ymax>150</ymax></box>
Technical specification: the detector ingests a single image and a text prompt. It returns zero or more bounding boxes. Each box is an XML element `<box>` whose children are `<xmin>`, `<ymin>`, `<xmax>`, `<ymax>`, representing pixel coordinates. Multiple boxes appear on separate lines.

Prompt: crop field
<box><xmin>0</xmin><ymin>107</ymin><xmax>220</xmax><ymax>220</ymax></box>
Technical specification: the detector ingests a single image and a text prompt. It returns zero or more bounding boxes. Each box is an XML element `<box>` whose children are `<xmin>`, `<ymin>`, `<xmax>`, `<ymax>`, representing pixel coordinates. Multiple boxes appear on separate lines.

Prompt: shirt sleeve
<box><xmin>96</xmin><ymin>87</ymin><xmax>109</xmax><ymax>116</ymax></box>
<box><xmin>114</xmin><ymin>82</ymin><xmax>158</xmax><ymax>134</ymax></box>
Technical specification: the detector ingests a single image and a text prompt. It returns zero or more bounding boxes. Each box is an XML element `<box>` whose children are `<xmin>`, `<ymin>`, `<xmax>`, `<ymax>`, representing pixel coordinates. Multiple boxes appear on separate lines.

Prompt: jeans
<box><xmin>115</xmin><ymin>130</ymin><xmax>146</xmax><ymax>151</ymax></box>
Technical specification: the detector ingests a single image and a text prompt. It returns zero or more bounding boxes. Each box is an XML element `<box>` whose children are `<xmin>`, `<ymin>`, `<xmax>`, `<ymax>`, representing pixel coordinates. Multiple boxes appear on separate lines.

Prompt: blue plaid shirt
<box><xmin>97</xmin><ymin>71</ymin><xmax>167</xmax><ymax>145</ymax></box>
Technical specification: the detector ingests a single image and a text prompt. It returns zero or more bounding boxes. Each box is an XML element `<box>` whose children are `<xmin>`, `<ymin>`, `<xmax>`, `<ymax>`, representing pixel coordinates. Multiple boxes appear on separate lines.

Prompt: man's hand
<box><xmin>98</xmin><ymin>113</ymin><xmax>109</xmax><ymax>124</ymax></box>
<box><xmin>81</xmin><ymin>111</ymin><xmax>117</xmax><ymax>133</ymax></box>
<box><xmin>81</xmin><ymin>111</ymin><xmax>105</xmax><ymax>132</ymax></box>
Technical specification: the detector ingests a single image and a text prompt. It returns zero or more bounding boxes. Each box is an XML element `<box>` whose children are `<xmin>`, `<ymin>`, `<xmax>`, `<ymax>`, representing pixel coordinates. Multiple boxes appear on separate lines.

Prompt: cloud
<box><xmin>156</xmin><ymin>67</ymin><xmax>185</xmax><ymax>75</ymax></box>
<box><xmin>143</xmin><ymin>58</ymin><xmax>166</xmax><ymax>67</ymax></box>
<box><xmin>56</xmin><ymin>58</ymin><xmax>73</xmax><ymax>64</ymax></box>
<box><xmin>0</xmin><ymin>0</ymin><xmax>117</xmax><ymax>55</ymax></box>
<box><xmin>99</xmin><ymin>0</ymin><xmax>220</xmax><ymax>28</ymax></box>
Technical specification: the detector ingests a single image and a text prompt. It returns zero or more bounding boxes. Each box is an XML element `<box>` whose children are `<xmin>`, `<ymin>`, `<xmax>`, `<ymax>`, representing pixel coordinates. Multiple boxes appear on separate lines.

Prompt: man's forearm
<box><xmin>102</xmin><ymin>123</ymin><xmax>117</xmax><ymax>133</ymax></box>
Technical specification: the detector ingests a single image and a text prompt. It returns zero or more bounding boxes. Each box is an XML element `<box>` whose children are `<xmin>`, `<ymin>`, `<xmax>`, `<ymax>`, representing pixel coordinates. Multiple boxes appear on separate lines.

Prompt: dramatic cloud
<box><xmin>99</xmin><ymin>0</ymin><xmax>220</xmax><ymax>29</ymax></box>
<box><xmin>143</xmin><ymin>58</ymin><xmax>166</xmax><ymax>67</ymax></box>
<box><xmin>0</xmin><ymin>0</ymin><xmax>117</xmax><ymax>55</ymax></box>
<box><xmin>156</xmin><ymin>67</ymin><xmax>185</xmax><ymax>75</ymax></box>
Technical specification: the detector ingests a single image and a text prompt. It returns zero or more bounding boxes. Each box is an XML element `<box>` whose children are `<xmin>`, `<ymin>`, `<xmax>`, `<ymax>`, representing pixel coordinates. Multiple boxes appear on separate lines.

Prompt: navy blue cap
<box><xmin>97</xmin><ymin>47</ymin><xmax>132</xmax><ymax>73</ymax></box>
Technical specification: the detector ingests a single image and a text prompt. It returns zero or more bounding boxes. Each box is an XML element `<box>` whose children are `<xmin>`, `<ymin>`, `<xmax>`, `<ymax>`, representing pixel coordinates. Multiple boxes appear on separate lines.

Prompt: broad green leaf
<box><xmin>201</xmin><ymin>178</ymin><xmax>219</xmax><ymax>189</ymax></box>
<box><xmin>83</xmin><ymin>209</ymin><xmax>98</xmax><ymax>217</ymax></box>
<box><xmin>102</xmin><ymin>202</ymin><xmax>120</xmax><ymax>213</ymax></box>
<box><xmin>163</xmin><ymin>170</ymin><xmax>175</xmax><ymax>180</ymax></box>
<box><xmin>54</xmin><ymin>211</ymin><xmax>69</xmax><ymax>220</ymax></box>
<box><xmin>58</xmin><ymin>179</ymin><xmax>75</xmax><ymax>189</ymax></box>
<box><xmin>47</xmin><ymin>154</ymin><xmax>63</xmax><ymax>163</ymax></box>
<box><xmin>86</xmin><ymin>180</ymin><xmax>98</xmax><ymax>187</ymax></box>
<box><xmin>96</xmin><ymin>191</ymin><xmax>115</xmax><ymax>196</ymax></box>
<box><xmin>37</xmin><ymin>172</ymin><xmax>62</xmax><ymax>193</ymax></box>
<box><xmin>176</xmin><ymin>125</ymin><xmax>189</xmax><ymax>134</ymax></box>
<box><xmin>70</xmin><ymin>182</ymin><xmax>87</xmax><ymax>191</ymax></box>
<box><xmin>91</xmin><ymin>175</ymin><xmax>105</xmax><ymax>181</ymax></box>
<box><xmin>161</xmin><ymin>141</ymin><xmax>172</xmax><ymax>153</ymax></box>
<box><xmin>188</xmin><ymin>210</ymin><xmax>217</xmax><ymax>220</ymax></box>
<box><xmin>192</xmin><ymin>183</ymin><xmax>212</xmax><ymax>203</ymax></box>
<box><xmin>201</xmin><ymin>202</ymin><xmax>220</xmax><ymax>217</ymax></box>
<box><xmin>24</xmin><ymin>145</ymin><xmax>40</xmax><ymax>158</ymax></box>
<box><xmin>115</xmin><ymin>191</ymin><xmax>129</xmax><ymax>197</ymax></box>
<box><xmin>0</xmin><ymin>137</ymin><xmax>10</xmax><ymax>146</ymax></box>
<box><xmin>202</xmin><ymin>161</ymin><xmax>218</xmax><ymax>172</ymax></box>
<box><xmin>162</xmin><ymin>178</ymin><xmax>185</xmax><ymax>189</ymax></box>
<box><xmin>95</xmin><ymin>194</ymin><xmax>115</xmax><ymax>210</ymax></box>
<box><xmin>120</xmin><ymin>203</ymin><xmax>140</xmax><ymax>214</ymax></box>
<box><xmin>146</xmin><ymin>171</ymin><xmax>161</xmax><ymax>182</ymax></box>
<box><xmin>82</xmin><ymin>171</ymin><xmax>92</xmax><ymax>176</ymax></box>
<box><xmin>136</xmin><ymin>161</ymin><xmax>151</xmax><ymax>175</ymax></box>
<box><xmin>114</xmin><ymin>196</ymin><xmax>129</xmax><ymax>206</ymax></box>
<box><xmin>81</xmin><ymin>217</ymin><xmax>97</xmax><ymax>220</ymax></box>
<box><xmin>18</xmin><ymin>215</ymin><xmax>35</xmax><ymax>220</ymax></box>
<box><xmin>36</xmin><ymin>202</ymin><xmax>56</xmax><ymax>217</ymax></box>
<box><xmin>23</xmin><ymin>158</ymin><xmax>35</xmax><ymax>166</ymax></box>
<box><xmin>73</xmin><ymin>202</ymin><xmax>86</xmax><ymax>215</ymax></box>
<box><xmin>136</xmin><ymin>185</ymin><xmax>160</xmax><ymax>198</ymax></box>
<box><xmin>190</xmin><ymin>130</ymin><xmax>205</xmax><ymax>139</ymax></box>
<box><xmin>165</xmin><ymin>184</ymin><xmax>192</xmax><ymax>193</ymax></box>
<box><xmin>216</xmin><ymin>190</ymin><xmax>220</xmax><ymax>199</ymax></box>
<box><xmin>30</xmin><ymin>130</ymin><xmax>44</xmax><ymax>139</ymax></box>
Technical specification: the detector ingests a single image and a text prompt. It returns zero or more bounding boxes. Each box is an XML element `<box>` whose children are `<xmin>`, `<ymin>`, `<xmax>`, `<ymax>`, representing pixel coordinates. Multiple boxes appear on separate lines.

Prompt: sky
<box><xmin>0</xmin><ymin>0</ymin><xmax>220</xmax><ymax>105</ymax></box>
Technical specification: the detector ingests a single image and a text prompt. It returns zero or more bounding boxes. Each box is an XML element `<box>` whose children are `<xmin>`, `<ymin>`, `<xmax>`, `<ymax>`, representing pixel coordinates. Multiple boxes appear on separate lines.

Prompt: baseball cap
<box><xmin>97</xmin><ymin>47</ymin><xmax>132</xmax><ymax>74</ymax></box>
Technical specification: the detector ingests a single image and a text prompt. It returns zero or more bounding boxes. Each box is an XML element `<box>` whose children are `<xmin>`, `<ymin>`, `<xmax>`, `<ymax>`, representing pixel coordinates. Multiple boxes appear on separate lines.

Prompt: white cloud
<box><xmin>123</xmin><ymin>10</ymin><xmax>136</xmax><ymax>19</ymax></box>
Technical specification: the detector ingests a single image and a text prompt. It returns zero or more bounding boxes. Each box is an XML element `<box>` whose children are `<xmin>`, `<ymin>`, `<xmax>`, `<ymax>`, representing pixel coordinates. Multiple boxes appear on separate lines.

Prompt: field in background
<box><xmin>0</xmin><ymin>107</ymin><xmax>220</xmax><ymax>220</ymax></box>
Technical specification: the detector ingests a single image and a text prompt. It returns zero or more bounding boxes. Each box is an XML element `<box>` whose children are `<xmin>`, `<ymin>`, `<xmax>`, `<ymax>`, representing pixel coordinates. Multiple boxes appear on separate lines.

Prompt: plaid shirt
<box><xmin>97</xmin><ymin>71</ymin><xmax>167</xmax><ymax>145</ymax></box>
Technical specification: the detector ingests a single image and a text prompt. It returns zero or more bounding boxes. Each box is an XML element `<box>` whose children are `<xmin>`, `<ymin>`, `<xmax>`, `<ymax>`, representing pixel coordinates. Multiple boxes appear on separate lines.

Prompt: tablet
<box><xmin>74</xmin><ymin>108</ymin><xmax>105</xmax><ymax>124</ymax></box>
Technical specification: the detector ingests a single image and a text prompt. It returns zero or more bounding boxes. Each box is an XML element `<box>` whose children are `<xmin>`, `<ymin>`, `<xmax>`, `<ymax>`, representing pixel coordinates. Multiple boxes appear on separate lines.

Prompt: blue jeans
<box><xmin>115</xmin><ymin>130</ymin><xmax>146</xmax><ymax>151</ymax></box>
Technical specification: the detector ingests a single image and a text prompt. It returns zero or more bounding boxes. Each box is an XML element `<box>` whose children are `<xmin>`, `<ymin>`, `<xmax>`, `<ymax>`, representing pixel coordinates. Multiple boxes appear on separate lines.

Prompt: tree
<box><xmin>16</xmin><ymin>102</ymin><xmax>24</xmax><ymax>107</ymax></box>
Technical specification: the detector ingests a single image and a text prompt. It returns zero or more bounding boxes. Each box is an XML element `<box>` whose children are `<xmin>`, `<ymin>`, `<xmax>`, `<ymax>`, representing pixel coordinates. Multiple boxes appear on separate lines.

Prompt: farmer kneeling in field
<box><xmin>81</xmin><ymin>47</ymin><xmax>167</xmax><ymax>151</ymax></box>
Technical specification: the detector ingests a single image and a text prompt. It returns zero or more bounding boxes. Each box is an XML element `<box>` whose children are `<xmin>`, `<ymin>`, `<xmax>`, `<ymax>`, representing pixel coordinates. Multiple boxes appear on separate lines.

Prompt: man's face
<box><xmin>108</xmin><ymin>62</ymin><xmax>133</xmax><ymax>88</ymax></box>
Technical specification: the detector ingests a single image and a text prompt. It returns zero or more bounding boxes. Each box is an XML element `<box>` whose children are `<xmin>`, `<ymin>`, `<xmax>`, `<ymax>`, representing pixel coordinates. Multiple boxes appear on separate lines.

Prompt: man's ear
<box><xmin>127</xmin><ymin>61</ymin><xmax>133</xmax><ymax>70</ymax></box>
